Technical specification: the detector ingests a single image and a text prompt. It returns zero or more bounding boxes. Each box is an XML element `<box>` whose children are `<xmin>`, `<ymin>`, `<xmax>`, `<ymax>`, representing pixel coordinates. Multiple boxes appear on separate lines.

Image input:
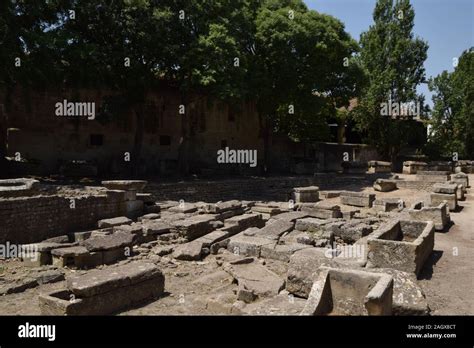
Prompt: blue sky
<box><xmin>304</xmin><ymin>0</ymin><xmax>474</xmax><ymax>105</ymax></box>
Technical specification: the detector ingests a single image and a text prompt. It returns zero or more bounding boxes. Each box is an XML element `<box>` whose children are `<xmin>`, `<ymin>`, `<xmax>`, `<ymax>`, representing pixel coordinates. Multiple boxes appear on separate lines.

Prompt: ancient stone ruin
<box><xmin>0</xmin><ymin>163</ymin><xmax>472</xmax><ymax>316</ymax></box>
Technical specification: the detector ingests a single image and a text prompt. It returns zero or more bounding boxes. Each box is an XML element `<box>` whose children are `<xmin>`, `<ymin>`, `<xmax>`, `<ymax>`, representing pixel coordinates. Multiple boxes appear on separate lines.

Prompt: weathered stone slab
<box><xmin>340</xmin><ymin>191</ymin><xmax>376</xmax><ymax>208</ymax></box>
<box><xmin>223</xmin><ymin>259</ymin><xmax>285</xmax><ymax>298</ymax></box>
<box><xmin>101</xmin><ymin>180</ymin><xmax>147</xmax><ymax>191</ymax></box>
<box><xmin>271</xmin><ymin>211</ymin><xmax>309</xmax><ymax>222</ymax></box>
<box><xmin>258</xmin><ymin>219</ymin><xmax>294</xmax><ymax>240</ymax></box>
<box><xmin>172</xmin><ymin>214</ymin><xmax>217</xmax><ymax>240</ymax></box>
<box><xmin>194</xmin><ymin>230</ymin><xmax>230</xmax><ymax>247</ymax></box>
<box><xmin>298</xmin><ymin>203</ymin><xmax>342</xmax><ymax>219</ymax></box>
<box><xmin>51</xmin><ymin>246</ymin><xmax>89</xmax><ymax>257</ymax></box>
<box><xmin>168</xmin><ymin>203</ymin><xmax>198</xmax><ymax>213</ymax></box>
<box><xmin>172</xmin><ymin>241</ymin><xmax>204</xmax><ymax>261</ymax></box>
<box><xmin>141</xmin><ymin>221</ymin><xmax>171</xmax><ymax>236</ymax></box>
<box><xmin>227</xmin><ymin>233</ymin><xmax>276</xmax><ymax>257</ymax></box>
<box><xmin>66</xmin><ymin>262</ymin><xmax>163</xmax><ymax>297</ymax></box>
<box><xmin>225</xmin><ymin>213</ymin><xmax>264</xmax><ymax>231</ymax></box>
<box><xmin>97</xmin><ymin>216</ymin><xmax>132</xmax><ymax>228</ymax></box>
<box><xmin>260</xmin><ymin>243</ymin><xmax>312</xmax><ymax>262</ymax></box>
<box><xmin>138</xmin><ymin>213</ymin><xmax>160</xmax><ymax>222</ymax></box>
<box><xmin>203</xmin><ymin>200</ymin><xmax>242</xmax><ymax>213</ymax></box>
<box><xmin>373</xmin><ymin>179</ymin><xmax>397</xmax><ymax>192</ymax></box>
<box><xmin>82</xmin><ymin>232</ymin><xmax>134</xmax><ymax>252</ymax></box>
<box><xmin>40</xmin><ymin>262</ymin><xmax>164</xmax><ymax>315</ymax></box>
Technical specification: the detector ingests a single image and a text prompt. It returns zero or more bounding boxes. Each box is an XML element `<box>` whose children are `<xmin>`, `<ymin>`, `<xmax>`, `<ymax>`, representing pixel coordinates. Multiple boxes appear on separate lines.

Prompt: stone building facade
<box><xmin>1</xmin><ymin>85</ymin><xmax>264</xmax><ymax>176</ymax></box>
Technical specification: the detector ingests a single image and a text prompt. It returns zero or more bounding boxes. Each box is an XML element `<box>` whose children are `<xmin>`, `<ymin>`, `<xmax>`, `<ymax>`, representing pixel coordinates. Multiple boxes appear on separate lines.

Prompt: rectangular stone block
<box><xmin>373</xmin><ymin>198</ymin><xmax>403</xmax><ymax>212</ymax></box>
<box><xmin>294</xmin><ymin>186</ymin><xmax>320</xmax><ymax>203</ymax></box>
<box><xmin>340</xmin><ymin>192</ymin><xmax>376</xmax><ymax>208</ymax></box>
<box><xmin>227</xmin><ymin>234</ymin><xmax>276</xmax><ymax>257</ymax></box>
<box><xmin>402</xmin><ymin>161</ymin><xmax>427</xmax><ymax>174</ymax></box>
<box><xmin>172</xmin><ymin>214</ymin><xmax>217</xmax><ymax>241</ymax></box>
<box><xmin>39</xmin><ymin>262</ymin><xmax>164</xmax><ymax>315</ymax></box>
<box><xmin>367</xmin><ymin>161</ymin><xmax>392</xmax><ymax>173</ymax></box>
<box><xmin>98</xmin><ymin>216</ymin><xmax>132</xmax><ymax>228</ymax></box>
<box><xmin>367</xmin><ymin>219</ymin><xmax>434</xmax><ymax>276</ymax></box>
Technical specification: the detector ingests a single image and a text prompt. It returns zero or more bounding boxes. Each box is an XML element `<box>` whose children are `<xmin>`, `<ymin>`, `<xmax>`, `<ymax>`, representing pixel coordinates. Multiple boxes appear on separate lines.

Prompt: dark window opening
<box><xmin>160</xmin><ymin>135</ymin><xmax>171</xmax><ymax>146</ymax></box>
<box><xmin>90</xmin><ymin>134</ymin><xmax>104</xmax><ymax>146</ymax></box>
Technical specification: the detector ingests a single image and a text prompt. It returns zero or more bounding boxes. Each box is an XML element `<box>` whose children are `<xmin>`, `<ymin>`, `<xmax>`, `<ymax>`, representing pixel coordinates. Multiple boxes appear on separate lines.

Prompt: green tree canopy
<box><xmin>353</xmin><ymin>0</ymin><xmax>429</xmax><ymax>161</ymax></box>
<box><xmin>426</xmin><ymin>48</ymin><xmax>474</xmax><ymax>159</ymax></box>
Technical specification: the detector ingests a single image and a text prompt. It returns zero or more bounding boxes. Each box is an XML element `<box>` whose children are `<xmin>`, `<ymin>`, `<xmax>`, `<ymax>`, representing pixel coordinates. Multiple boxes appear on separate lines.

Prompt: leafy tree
<box><xmin>353</xmin><ymin>0</ymin><xmax>428</xmax><ymax>162</ymax></box>
<box><xmin>249</xmin><ymin>0</ymin><xmax>364</xmax><ymax>170</ymax></box>
<box><xmin>1</xmin><ymin>0</ymin><xmax>365</xmax><ymax>176</ymax></box>
<box><xmin>0</xmin><ymin>0</ymin><xmax>68</xmax><ymax>164</ymax></box>
<box><xmin>426</xmin><ymin>48</ymin><xmax>474</xmax><ymax>159</ymax></box>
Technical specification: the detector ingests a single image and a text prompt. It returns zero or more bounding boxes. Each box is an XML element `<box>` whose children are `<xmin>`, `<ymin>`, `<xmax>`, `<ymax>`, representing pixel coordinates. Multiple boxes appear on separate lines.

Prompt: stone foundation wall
<box><xmin>0</xmin><ymin>194</ymin><xmax>125</xmax><ymax>244</ymax></box>
<box><xmin>147</xmin><ymin>174</ymin><xmax>388</xmax><ymax>202</ymax></box>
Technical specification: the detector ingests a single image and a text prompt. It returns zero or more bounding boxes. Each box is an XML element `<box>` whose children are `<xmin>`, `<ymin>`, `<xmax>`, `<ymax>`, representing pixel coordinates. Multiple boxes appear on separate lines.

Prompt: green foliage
<box><xmin>426</xmin><ymin>48</ymin><xmax>474</xmax><ymax>159</ymax></box>
<box><xmin>2</xmin><ymin>0</ymin><xmax>363</xmax><ymax>144</ymax></box>
<box><xmin>353</xmin><ymin>0</ymin><xmax>429</xmax><ymax>159</ymax></box>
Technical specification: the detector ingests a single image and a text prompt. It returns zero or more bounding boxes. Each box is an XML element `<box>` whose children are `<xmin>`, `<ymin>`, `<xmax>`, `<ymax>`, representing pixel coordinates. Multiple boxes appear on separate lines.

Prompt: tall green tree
<box><xmin>353</xmin><ymin>0</ymin><xmax>428</xmax><ymax>162</ymax></box>
<box><xmin>426</xmin><ymin>48</ymin><xmax>474</xmax><ymax>159</ymax></box>
<box><xmin>249</xmin><ymin>0</ymin><xmax>364</xmax><ymax>170</ymax></box>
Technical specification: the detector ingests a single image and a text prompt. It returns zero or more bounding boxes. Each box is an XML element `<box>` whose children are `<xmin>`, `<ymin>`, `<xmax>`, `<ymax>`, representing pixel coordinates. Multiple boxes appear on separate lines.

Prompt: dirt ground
<box><xmin>0</xmin><ymin>175</ymin><xmax>473</xmax><ymax>315</ymax></box>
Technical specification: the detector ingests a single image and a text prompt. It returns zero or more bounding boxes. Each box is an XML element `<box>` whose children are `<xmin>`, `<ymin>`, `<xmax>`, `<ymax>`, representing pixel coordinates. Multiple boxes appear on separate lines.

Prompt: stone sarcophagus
<box><xmin>367</xmin><ymin>219</ymin><xmax>434</xmax><ymax>276</ymax></box>
<box><xmin>408</xmin><ymin>201</ymin><xmax>450</xmax><ymax>231</ymax></box>
<box><xmin>340</xmin><ymin>191</ymin><xmax>376</xmax><ymax>208</ymax></box>
<box><xmin>402</xmin><ymin>161</ymin><xmax>427</xmax><ymax>174</ymax></box>
<box><xmin>367</xmin><ymin>161</ymin><xmax>392</xmax><ymax>173</ymax></box>
<box><xmin>300</xmin><ymin>267</ymin><xmax>393</xmax><ymax>316</ymax></box>
<box><xmin>39</xmin><ymin>262</ymin><xmax>165</xmax><ymax>315</ymax></box>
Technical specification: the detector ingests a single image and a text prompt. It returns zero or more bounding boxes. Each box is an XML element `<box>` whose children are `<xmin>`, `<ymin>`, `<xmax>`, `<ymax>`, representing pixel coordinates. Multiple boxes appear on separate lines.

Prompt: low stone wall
<box><xmin>0</xmin><ymin>194</ymin><xmax>125</xmax><ymax>244</ymax></box>
<box><xmin>147</xmin><ymin>174</ymin><xmax>388</xmax><ymax>202</ymax></box>
<box><xmin>390</xmin><ymin>180</ymin><xmax>435</xmax><ymax>192</ymax></box>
